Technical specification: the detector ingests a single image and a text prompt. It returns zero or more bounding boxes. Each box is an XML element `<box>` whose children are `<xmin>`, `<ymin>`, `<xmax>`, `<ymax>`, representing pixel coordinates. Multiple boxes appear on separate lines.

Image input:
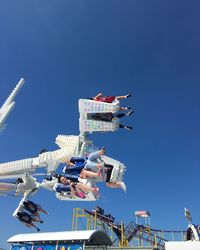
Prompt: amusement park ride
<box><xmin>0</xmin><ymin>78</ymin><xmax>25</xmax><ymax>132</ymax></box>
<box><xmin>72</xmin><ymin>206</ymin><xmax>200</xmax><ymax>250</ymax></box>
<box><xmin>1</xmin><ymin>79</ymin><xmax>200</xmax><ymax>250</ymax></box>
<box><xmin>0</xmin><ymin>79</ymin><xmax>131</xmax><ymax>231</ymax></box>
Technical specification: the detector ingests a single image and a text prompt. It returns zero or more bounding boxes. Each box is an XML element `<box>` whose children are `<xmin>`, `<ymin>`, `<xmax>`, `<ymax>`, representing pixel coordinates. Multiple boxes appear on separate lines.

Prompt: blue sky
<box><xmin>0</xmin><ymin>0</ymin><xmax>200</xmax><ymax>248</ymax></box>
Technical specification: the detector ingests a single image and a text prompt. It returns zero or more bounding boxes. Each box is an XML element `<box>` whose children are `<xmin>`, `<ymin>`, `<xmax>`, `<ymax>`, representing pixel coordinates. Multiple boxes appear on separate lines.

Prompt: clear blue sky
<box><xmin>0</xmin><ymin>0</ymin><xmax>200</xmax><ymax>248</ymax></box>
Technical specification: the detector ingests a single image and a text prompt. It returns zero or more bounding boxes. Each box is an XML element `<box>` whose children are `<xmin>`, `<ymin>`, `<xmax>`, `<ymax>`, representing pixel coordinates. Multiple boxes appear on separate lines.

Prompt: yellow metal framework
<box><xmin>71</xmin><ymin>208</ymin><xmax>186</xmax><ymax>249</ymax></box>
<box><xmin>72</xmin><ymin>208</ymin><xmax>114</xmax><ymax>241</ymax></box>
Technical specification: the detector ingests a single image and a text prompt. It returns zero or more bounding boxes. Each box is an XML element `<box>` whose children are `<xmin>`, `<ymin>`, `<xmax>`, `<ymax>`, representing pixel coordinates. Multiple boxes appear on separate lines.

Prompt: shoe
<box><xmin>76</xmin><ymin>191</ymin><xmax>86</xmax><ymax>199</ymax></box>
<box><xmin>125</xmin><ymin>94</ymin><xmax>131</xmax><ymax>98</ymax></box>
<box><xmin>126</xmin><ymin>106</ymin><xmax>131</xmax><ymax>110</ymax></box>
<box><xmin>40</xmin><ymin>220</ymin><xmax>44</xmax><ymax>224</ymax></box>
<box><xmin>125</xmin><ymin>126</ymin><xmax>133</xmax><ymax>130</ymax></box>
<box><xmin>127</xmin><ymin>110</ymin><xmax>134</xmax><ymax>116</ymax></box>
<box><xmin>93</xmin><ymin>187</ymin><xmax>99</xmax><ymax>193</ymax></box>
<box><xmin>118</xmin><ymin>182</ymin><xmax>127</xmax><ymax>193</ymax></box>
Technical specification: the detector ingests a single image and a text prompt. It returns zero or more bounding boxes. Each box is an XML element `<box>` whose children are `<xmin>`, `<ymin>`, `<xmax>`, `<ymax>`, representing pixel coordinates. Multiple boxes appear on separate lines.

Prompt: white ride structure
<box><xmin>0</xmin><ymin>134</ymin><xmax>126</xmax><ymax>203</ymax></box>
<box><xmin>0</xmin><ymin>78</ymin><xmax>25</xmax><ymax>132</ymax></box>
<box><xmin>79</xmin><ymin>99</ymin><xmax>120</xmax><ymax>133</ymax></box>
<box><xmin>0</xmin><ymin>86</ymin><xmax>129</xmax><ymax>229</ymax></box>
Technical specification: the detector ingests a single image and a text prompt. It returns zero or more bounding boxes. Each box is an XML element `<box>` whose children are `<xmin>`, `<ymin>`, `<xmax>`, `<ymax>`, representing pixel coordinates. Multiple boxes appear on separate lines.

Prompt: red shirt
<box><xmin>95</xmin><ymin>96</ymin><xmax>115</xmax><ymax>103</ymax></box>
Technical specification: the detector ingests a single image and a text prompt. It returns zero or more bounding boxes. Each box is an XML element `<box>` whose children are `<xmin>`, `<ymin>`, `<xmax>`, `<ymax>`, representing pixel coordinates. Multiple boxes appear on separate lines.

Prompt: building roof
<box><xmin>7</xmin><ymin>230</ymin><xmax>112</xmax><ymax>246</ymax></box>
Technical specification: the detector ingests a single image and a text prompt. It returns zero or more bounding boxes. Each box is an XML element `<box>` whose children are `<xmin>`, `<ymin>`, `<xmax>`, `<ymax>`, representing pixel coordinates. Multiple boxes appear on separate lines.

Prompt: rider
<box><xmin>91</xmin><ymin>112</ymin><xmax>133</xmax><ymax>130</ymax></box>
<box><xmin>54</xmin><ymin>175</ymin><xmax>99</xmax><ymax>198</ymax></box>
<box><xmin>62</xmin><ymin>147</ymin><xmax>104</xmax><ymax>173</ymax></box>
<box><xmin>63</xmin><ymin>157</ymin><xmax>102</xmax><ymax>179</ymax></box>
<box><xmin>63</xmin><ymin>148</ymin><xmax>126</xmax><ymax>192</ymax></box>
<box><xmin>16</xmin><ymin>211</ymin><xmax>41</xmax><ymax>231</ymax></box>
<box><xmin>90</xmin><ymin>92</ymin><xmax>131</xmax><ymax>105</ymax></box>
<box><xmin>23</xmin><ymin>200</ymin><xmax>48</xmax><ymax>220</ymax></box>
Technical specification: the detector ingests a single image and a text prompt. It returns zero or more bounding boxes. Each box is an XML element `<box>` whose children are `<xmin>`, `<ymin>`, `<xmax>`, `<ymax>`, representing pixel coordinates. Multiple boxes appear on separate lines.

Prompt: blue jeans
<box><xmin>63</xmin><ymin>174</ymin><xmax>79</xmax><ymax>182</ymax></box>
<box><xmin>55</xmin><ymin>184</ymin><xmax>71</xmax><ymax>193</ymax></box>
<box><xmin>63</xmin><ymin>165</ymin><xmax>84</xmax><ymax>175</ymax></box>
<box><xmin>63</xmin><ymin>158</ymin><xmax>85</xmax><ymax>175</ymax></box>
<box><xmin>84</xmin><ymin>151</ymin><xmax>101</xmax><ymax>171</ymax></box>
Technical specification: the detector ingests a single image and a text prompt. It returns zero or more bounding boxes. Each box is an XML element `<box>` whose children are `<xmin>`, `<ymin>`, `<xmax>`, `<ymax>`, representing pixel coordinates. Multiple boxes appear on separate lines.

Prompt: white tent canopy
<box><xmin>7</xmin><ymin>230</ymin><xmax>112</xmax><ymax>246</ymax></box>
